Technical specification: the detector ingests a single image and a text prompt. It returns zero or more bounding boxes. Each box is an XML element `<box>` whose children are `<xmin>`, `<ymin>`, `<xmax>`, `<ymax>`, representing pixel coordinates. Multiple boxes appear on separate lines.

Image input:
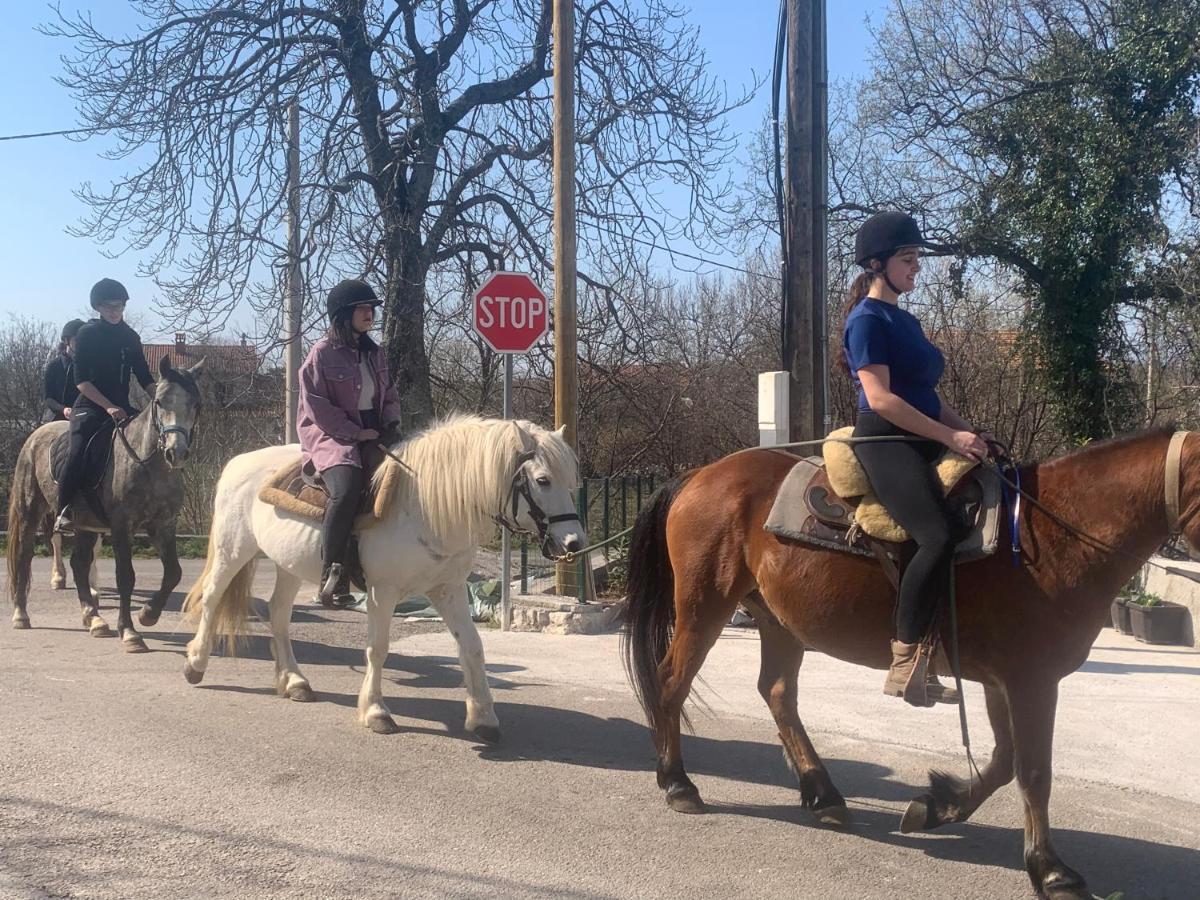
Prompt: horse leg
<box><xmin>183</xmin><ymin>548</ymin><xmax>256</xmax><ymax>685</ymax></box>
<box><xmin>901</xmin><ymin>682</ymin><xmax>1016</xmax><ymax>832</ymax></box>
<box><xmin>10</xmin><ymin>512</ymin><xmax>42</xmax><ymax>630</ymax></box>
<box><xmin>70</xmin><ymin>531</ymin><xmax>110</xmax><ymax>637</ymax></box>
<box><xmin>357</xmin><ymin>583</ymin><xmax>400</xmax><ymax>734</ymax></box>
<box><xmin>109</xmin><ymin>526</ymin><xmax>148</xmax><ymax>653</ymax></box>
<box><xmin>656</xmin><ymin>586</ymin><xmax>740</xmax><ymax>814</ymax></box>
<box><xmin>49</xmin><ymin>528</ymin><xmax>66</xmax><ymax>590</ymax></box>
<box><xmin>267</xmin><ymin>566</ymin><xmax>314</xmax><ymax>702</ymax></box>
<box><xmin>1007</xmin><ymin>678</ymin><xmax>1089</xmax><ymax>900</ymax></box>
<box><xmin>745</xmin><ymin>597</ymin><xmax>850</xmax><ymax>826</ymax></box>
<box><xmin>427</xmin><ymin>584</ymin><xmax>500</xmax><ymax>745</ymax></box>
<box><xmin>138</xmin><ymin>523</ymin><xmax>181</xmax><ymax>627</ymax></box>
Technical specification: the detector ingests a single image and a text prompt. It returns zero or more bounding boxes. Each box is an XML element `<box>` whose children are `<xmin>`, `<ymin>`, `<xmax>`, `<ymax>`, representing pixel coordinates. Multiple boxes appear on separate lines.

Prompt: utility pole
<box><xmin>284</xmin><ymin>100</ymin><xmax>303</xmax><ymax>444</ymax></box>
<box><xmin>782</xmin><ymin>0</ymin><xmax>828</xmax><ymax>442</ymax></box>
<box><xmin>553</xmin><ymin>0</ymin><xmax>581</xmax><ymax>597</ymax></box>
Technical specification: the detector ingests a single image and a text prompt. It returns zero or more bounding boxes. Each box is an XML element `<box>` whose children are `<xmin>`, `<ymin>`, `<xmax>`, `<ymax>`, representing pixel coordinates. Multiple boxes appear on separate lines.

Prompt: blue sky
<box><xmin>0</xmin><ymin>2</ymin><xmax>889</xmax><ymax>340</ymax></box>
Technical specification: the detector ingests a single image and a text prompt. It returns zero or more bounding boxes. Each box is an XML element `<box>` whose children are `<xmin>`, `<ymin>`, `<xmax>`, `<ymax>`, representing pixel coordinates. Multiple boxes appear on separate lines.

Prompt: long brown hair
<box><xmin>328</xmin><ymin>312</ymin><xmax>379</xmax><ymax>355</ymax></box>
<box><xmin>836</xmin><ymin>271</ymin><xmax>877</xmax><ymax>372</ymax></box>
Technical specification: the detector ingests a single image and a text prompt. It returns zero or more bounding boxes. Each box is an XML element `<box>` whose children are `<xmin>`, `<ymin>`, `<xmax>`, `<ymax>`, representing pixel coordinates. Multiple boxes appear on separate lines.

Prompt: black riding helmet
<box><xmin>61</xmin><ymin>319</ymin><xmax>86</xmax><ymax>342</ymax></box>
<box><xmin>854</xmin><ymin>212</ymin><xmax>936</xmax><ymax>268</ymax></box>
<box><xmin>89</xmin><ymin>278</ymin><xmax>129</xmax><ymax>309</ymax></box>
<box><xmin>326</xmin><ymin>279</ymin><xmax>382</xmax><ymax>322</ymax></box>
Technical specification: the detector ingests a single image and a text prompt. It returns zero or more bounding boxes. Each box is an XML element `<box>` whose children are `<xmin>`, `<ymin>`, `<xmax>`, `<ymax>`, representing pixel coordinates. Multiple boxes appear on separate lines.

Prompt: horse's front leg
<box><xmin>1008</xmin><ymin>677</ymin><xmax>1089</xmax><ymax>899</ymax></box>
<box><xmin>357</xmin><ymin>583</ymin><xmax>400</xmax><ymax>734</ymax></box>
<box><xmin>70</xmin><ymin>531</ymin><xmax>110</xmax><ymax>637</ymax></box>
<box><xmin>428</xmin><ymin>583</ymin><xmax>500</xmax><ymax>744</ymax></box>
<box><xmin>109</xmin><ymin>525</ymin><xmax>148</xmax><ymax>653</ymax></box>
<box><xmin>138</xmin><ymin>522</ymin><xmax>181</xmax><ymax>627</ymax></box>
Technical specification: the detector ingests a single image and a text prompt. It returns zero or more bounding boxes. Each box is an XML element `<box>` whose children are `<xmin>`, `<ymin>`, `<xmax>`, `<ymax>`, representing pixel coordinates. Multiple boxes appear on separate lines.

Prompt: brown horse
<box><xmin>621</xmin><ymin>428</ymin><xmax>1197</xmax><ymax>900</ymax></box>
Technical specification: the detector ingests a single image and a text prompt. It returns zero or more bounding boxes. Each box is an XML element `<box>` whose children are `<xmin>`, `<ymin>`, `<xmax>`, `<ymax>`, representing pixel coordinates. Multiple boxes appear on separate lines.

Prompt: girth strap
<box><xmin>1165</xmin><ymin>431</ymin><xmax>1189</xmax><ymax>535</ymax></box>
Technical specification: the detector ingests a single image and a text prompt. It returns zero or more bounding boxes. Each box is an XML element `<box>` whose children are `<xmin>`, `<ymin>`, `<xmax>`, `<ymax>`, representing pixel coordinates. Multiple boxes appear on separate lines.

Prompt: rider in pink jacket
<box><xmin>298</xmin><ymin>280</ymin><xmax>402</xmax><ymax>607</ymax></box>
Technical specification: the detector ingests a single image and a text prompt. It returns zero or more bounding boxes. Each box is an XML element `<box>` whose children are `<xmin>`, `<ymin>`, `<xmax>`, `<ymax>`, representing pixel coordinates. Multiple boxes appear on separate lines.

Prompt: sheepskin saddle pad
<box><xmin>764</xmin><ymin>426</ymin><xmax>1001</xmax><ymax>561</ymax></box>
<box><xmin>257</xmin><ymin>454</ymin><xmax>403</xmax><ymax>532</ymax></box>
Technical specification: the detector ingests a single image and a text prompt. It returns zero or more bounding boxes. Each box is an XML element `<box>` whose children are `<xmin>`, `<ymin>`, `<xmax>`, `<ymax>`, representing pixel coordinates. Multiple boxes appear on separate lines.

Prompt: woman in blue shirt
<box><xmin>842</xmin><ymin>212</ymin><xmax>990</xmax><ymax>708</ymax></box>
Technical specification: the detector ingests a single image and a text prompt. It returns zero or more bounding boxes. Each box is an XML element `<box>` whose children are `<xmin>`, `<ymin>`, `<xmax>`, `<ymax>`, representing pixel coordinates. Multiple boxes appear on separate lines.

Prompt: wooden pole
<box><xmin>284</xmin><ymin>100</ymin><xmax>302</xmax><ymax>444</ymax></box>
<box><xmin>783</xmin><ymin>0</ymin><xmax>827</xmax><ymax>442</ymax></box>
<box><xmin>553</xmin><ymin>0</ymin><xmax>579</xmax><ymax>596</ymax></box>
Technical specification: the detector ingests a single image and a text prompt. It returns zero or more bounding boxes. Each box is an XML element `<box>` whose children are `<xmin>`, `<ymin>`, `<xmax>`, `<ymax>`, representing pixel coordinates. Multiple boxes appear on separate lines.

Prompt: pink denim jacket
<box><xmin>298</xmin><ymin>337</ymin><xmax>402</xmax><ymax>473</ymax></box>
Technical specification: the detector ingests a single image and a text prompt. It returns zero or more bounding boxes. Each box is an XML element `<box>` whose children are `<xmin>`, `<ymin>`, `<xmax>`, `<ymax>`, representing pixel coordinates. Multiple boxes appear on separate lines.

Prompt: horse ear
<box><xmin>554</xmin><ymin>425</ymin><xmax>566</xmax><ymax>440</ymax></box>
<box><xmin>158</xmin><ymin>355</ymin><xmax>173</xmax><ymax>378</ymax></box>
<box><xmin>187</xmin><ymin>357</ymin><xmax>206</xmax><ymax>377</ymax></box>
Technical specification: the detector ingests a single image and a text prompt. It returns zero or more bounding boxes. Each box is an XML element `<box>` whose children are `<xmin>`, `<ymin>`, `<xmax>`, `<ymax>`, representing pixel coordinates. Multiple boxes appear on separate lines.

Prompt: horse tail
<box><xmin>6</xmin><ymin>441</ymin><xmax>41</xmax><ymax>607</ymax></box>
<box><xmin>621</xmin><ymin>472</ymin><xmax>696</xmax><ymax>735</ymax></box>
<box><xmin>183</xmin><ymin>520</ymin><xmax>256</xmax><ymax>655</ymax></box>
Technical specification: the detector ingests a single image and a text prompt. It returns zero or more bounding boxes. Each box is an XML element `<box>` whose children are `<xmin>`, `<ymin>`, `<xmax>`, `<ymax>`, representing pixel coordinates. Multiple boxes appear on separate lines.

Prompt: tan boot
<box><xmin>884</xmin><ymin>641</ymin><xmax>960</xmax><ymax>707</ymax></box>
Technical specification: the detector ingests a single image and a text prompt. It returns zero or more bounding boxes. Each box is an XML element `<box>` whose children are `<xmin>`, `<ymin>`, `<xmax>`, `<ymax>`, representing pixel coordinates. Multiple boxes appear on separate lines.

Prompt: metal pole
<box><xmin>553</xmin><ymin>0</ymin><xmax>578</xmax><ymax>595</ymax></box>
<box><xmin>283</xmin><ymin>99</ymin><xmax>302</xmax><ymax>444</ymax></box>
<box><xmin>501</xmin><ymin>353</ymin><xmax>514</xmax><ymax>630</ymax></box>
<box><xmin>814</xmin><ymin>0</ymin><xmax>830</xmax><ymax>434</ymax></box>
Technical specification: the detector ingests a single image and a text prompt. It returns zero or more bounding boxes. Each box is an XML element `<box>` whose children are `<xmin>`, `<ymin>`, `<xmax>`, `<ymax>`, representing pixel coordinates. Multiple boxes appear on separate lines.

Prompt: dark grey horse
<box><xmin>7</xmin><ymin>357</ymin><xmax>203</xmax><ymax>651</ymax></box>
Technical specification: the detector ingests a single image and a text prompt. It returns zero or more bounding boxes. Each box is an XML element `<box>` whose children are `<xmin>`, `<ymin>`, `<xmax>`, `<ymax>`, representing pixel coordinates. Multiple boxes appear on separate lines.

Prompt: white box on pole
<box><xmin>758</xmin><ymin>371</ymin><xmax>790</xmax><ymax>447</ymax></box>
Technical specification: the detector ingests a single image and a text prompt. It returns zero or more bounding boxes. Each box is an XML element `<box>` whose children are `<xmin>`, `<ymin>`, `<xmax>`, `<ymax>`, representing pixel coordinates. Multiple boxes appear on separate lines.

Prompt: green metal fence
<box><xmin>518</xmin><ymin>473</ymin><xmax>664</xmax><ymax>600</ymax></box>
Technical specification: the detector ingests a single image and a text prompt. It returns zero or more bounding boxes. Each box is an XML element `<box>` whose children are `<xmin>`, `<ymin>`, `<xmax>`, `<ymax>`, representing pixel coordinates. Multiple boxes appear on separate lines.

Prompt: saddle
<box><xmin>764</xmin><ymin>428</ymin><xmax>1002</xmax><ymax>582</ymax></box>
<box><xmin>49</xmin><ymin>423</ymin><xmax>117</xmax><ymax>523</ymax></box>
<box><xmin>256</xmin><ymin>455</ymin><xmax>403</xmax><ymax>532</ymax></box>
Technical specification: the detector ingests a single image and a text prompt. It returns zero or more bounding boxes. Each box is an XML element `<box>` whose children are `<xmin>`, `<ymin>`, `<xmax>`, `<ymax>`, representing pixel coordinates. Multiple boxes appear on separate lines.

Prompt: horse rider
<box><xmin>44</xmin><ymin>318</ymin><xmax>86</xmax><ymax>422</ymax></box>
<box><xmin>54</xmin><ymin>279</ymin><xmax>154</xmax><ymax>534</ymax></box>
<box><xmin>298</xmin><ymin>279</ymin><xmax>402</xmax><ymax>608</ymax></box>
<box><xmin>841</xmin><ymin>212</ymin><xmax>992</xmax><ymax>707</ymax></box>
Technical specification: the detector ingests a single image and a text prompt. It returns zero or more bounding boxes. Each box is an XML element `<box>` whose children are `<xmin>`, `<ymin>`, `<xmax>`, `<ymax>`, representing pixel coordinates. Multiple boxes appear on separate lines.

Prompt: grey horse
<box><xmin>6</xmin><ymin>357</ymin><xmax>203</xmax><ymax>651</ymax></box>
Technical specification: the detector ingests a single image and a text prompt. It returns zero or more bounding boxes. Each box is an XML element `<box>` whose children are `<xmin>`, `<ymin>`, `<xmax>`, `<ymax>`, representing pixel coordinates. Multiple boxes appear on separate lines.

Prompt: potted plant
<box><xmin>1126</xmin><ymin>591</ymin><xmax>1189</xmax><ymax>645</ymax></box>
<box><xmin>1111</xmin><ymin>585</ymin><xmax>1136</xmax><ymax>634</ymax></box>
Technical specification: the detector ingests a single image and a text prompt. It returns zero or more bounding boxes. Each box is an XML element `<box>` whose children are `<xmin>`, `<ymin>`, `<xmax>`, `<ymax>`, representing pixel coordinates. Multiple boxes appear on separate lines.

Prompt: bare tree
<box><xmin>48</xmin><ymin>0</ymin><xmax>746</xmax><ymax>425</ymax></box>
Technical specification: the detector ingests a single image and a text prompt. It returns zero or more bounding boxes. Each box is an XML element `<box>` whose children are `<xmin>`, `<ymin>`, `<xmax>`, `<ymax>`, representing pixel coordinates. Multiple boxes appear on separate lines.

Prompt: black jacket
<box><xmin>43</xmin><ymin>352</ymin><xmax>79</xmax><ymax>421</ymax></box>
<box><xmin>73</xmin><ymin>318</ymin><xmax>154</xmax><ymax>411</ymax></box>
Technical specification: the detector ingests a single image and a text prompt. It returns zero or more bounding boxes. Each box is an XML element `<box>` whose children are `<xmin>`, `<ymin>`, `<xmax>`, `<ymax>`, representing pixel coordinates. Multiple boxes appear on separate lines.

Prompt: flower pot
<box><xmin>1111</xmin><ymin>598</ymin><xmax>1134</xmax><ymax>635</ymax></box>
<box><xmin>1128</xmin><ymin>600</ymin><xmax>1189</xmax><ymax>645</ymax></box>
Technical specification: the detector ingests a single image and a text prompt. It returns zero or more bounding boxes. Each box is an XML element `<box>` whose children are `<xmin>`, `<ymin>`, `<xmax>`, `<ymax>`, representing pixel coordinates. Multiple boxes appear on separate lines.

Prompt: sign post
<box><xmin>472</xmin><ymin>272</ymin><xmax>549</xmax><ymax>630</ymax></box>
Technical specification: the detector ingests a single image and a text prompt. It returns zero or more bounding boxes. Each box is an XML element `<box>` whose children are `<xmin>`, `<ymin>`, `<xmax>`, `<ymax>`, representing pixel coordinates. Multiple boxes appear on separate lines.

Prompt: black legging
<box><xmin>319</xmin><ymin>410</ymin><xmax>381</xmax><ymax>570</ymax></box>
<box><xmin>57</xmin><ymin>404</ymin><xmax>118</xmax><ymax>514</ymax></box>
<box><xmin>852</xmin><ymin>411</ymin><xmax>964</xmax><ymax>644</ymax></box>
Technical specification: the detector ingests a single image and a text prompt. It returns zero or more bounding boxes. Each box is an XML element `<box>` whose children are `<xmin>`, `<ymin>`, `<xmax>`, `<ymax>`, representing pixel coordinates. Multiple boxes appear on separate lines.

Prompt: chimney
<box><xmin>174</xmin><ymin>332</ymin><xmax>186</xmax><ymax>357</ymax></box>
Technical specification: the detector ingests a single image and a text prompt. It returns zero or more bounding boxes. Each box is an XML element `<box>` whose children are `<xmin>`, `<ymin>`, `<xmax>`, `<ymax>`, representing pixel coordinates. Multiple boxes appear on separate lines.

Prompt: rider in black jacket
<box><xmin>53</xmin><ymin>280</ymin><xmax>154</xmax><ymax>533</ymax></box>
<box><xmin>43</xmin><ymin>319</ymin><xmax>86</xmax><ymax>422</ymax></box>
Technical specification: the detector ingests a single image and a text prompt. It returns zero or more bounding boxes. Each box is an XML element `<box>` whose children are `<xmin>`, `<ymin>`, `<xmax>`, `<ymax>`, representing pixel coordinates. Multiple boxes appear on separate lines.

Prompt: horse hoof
<box><xmin>183</xmin><ymin>661</ymin><xmax>205</xmax><ymax>685</ymax></box>
<box><xmin>12</xmin><ymin>617</ymin><xmax>31</xmax><ymax>630</ymax></box>
<box><xmin>666</xmin><ymin>785</ymin><xmax>706</xmax><ymax>814</ymax></box>
<box><xmin>286</xmin><ymin>683</ymin><xmax>316</xmax><ymax>703</ymax></box>
<box><xmin>813</xmin><ymin>802</ymin><xmax>852</xmax><ymax>827</ymax></box>
<box><xmin>138</xmin><ymin>608</ymin><xmax>161</xmax><ymax>627</ymax></box>
<box><xmin>122</xmin><ymin>634</ymin><xmax>150</xmax><ymax>654</ymax></box>
<box><xmin>88</xmin><ymin>620</ymin><xmax>113</xmax><ymax>638</ymax></box>
<box><xmin>50</xmin><ymin>578</ymin><xmax>65</xmax><ymax>590</ymax></box>
<box><xmin>900</xmin><ymin>795</ymin><xmax>934</xmax><ymax>834</ymax></box>
<box><xmin>367</xmin><ymin>714</ymin><xmax>401</xmax><ymax>735</ymax></box>
<box><xmin>472</xmin><ymin>724</ymin><xmax>502</xmax><ymax>745</ymax></box>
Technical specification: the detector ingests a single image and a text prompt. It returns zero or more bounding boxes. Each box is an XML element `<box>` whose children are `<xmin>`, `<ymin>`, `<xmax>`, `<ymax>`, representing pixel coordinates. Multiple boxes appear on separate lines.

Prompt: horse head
<box><xmin>155</xmin><ymin>356</ymin><xmax>204</xmax><ymax>469</ymax></box>
<box><xmin>509</xmin><ymin>423</ymin><xmax>586</xmax><ymax>559</ymax></box>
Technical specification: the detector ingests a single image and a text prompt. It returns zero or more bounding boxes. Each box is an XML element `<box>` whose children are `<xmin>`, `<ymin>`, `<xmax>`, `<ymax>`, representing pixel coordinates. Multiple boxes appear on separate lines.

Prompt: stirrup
<box><xmin>53</xmin><ymin>509</ymin><xmax>75</xmax><ymax>535</ymax></box>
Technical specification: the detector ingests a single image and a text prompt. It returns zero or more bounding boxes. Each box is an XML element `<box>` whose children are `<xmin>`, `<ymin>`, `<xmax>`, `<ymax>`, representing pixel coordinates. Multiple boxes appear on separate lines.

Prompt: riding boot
<box><xmin>53</xmin><ymin>507</ymin><xmax>75</xmax><ymax>535</ymax></box>
<box><xmin>317</xmin><ymin>562</ymin><xmax>356</xmax><ymax>609</ymax></box>
<box><xmin>883</xmin><ymin>640</ymin><xmax>957</xmax><ymax>707</ymax></box>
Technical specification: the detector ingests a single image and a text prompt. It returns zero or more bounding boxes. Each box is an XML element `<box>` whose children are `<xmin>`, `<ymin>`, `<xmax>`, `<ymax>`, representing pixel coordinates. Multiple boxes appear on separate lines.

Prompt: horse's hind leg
<box><xmin>267</xmin><ymin>566</ymin><xmax>314</xmax><ymax>702</ymax></box>
<box><xmin>428</xmin><ymin>583</ymin><xmax>500</xmax><ymax>744</ymax></box>
<box><xmin>49</xmin><ymin>527</ymin><xmax>66</xmax><ymax>590</ymax></box>
<box><xmin>109</xmin><ymin>525</ymin><xmax>148</xmax><ymax>653</ymax></box>
<box><xmin>71</xmin><ymin>532</ymin><xmax>110</xmax><ymax>637</ymax></box>
<box><xmin>901</xmin><ymin>681</ymin><xmax>1016</xmax><ymax>833</ymax></box>
<box><xmin>743</xmin><ymin>595</ymin><xmax>850</xmax><ymax>826</ymax></box>
<box><xmin>656</xmin><ymin>583</ymin><xmax>741</xmax><ymax>814</ymax></box>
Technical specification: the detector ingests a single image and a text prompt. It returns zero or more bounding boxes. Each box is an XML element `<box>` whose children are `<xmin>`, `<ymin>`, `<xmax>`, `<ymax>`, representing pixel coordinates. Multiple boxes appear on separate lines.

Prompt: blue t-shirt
<box><xmin>843</xmin><ymin>298</ymin><xmax>944</xmax><ymax>420</ymax></box>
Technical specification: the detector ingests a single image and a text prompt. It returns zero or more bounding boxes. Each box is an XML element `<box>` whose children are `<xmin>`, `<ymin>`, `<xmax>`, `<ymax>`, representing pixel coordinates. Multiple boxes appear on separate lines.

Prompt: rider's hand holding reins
<box><xmin>946</xmin><ymin>429</ymin><xmax>988</xmax><ymax>461</ymax></box>
<box><xmin>107</xmin><ymin>406</ymin><xmax>129</xmax><ymax>424</ymax></box>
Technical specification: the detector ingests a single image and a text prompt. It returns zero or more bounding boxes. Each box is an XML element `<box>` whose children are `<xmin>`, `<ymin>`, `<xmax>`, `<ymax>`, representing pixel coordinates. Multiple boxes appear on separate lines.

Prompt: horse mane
<box><xmin>371</xmin><ymin>414</ymin><xmax>580</xmax><ymax>545</ymax></box>
<box><xmin>160</xmin><ymin>364</ymin><xmax>201</xmax><ymax>401</ymax></box>
<box><xmin>1035</xmin><ymin>426</ymin><xmax>1176</xmax><ymax>472</ymax></box>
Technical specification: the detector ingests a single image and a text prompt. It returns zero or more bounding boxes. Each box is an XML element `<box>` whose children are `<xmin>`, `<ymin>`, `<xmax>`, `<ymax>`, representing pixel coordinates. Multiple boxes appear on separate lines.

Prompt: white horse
<box><xmin>181</xmin><ymin>414</ymin><xmax>583</xmax><ymax>742</ymax></box>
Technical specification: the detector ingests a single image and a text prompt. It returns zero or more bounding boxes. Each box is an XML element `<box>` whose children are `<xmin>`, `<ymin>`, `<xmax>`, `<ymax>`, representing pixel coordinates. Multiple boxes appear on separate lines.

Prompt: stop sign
<box><xmin>472</xmin><ymin>272</ymin><xmax>549</xmax><ymax>353</ymax></box>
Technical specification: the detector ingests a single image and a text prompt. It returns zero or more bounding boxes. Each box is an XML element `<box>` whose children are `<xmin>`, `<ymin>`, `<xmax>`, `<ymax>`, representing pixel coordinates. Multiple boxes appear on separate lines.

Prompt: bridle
<box><xmin>493</xmin><ymin>449</ymin><xmax>582</xmax><ymax>557</ymax></box>
<box><xmin>116</xmin><ymin>395</ymin><xmax>198</xmax><ymax>467</ymax></box>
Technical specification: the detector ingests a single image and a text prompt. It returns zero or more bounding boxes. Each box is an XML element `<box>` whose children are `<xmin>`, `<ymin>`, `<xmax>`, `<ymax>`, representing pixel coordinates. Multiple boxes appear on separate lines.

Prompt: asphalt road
<box><xmin>2</xmin><ymin>558</ymin><xmax>1198</xmax><ymax>900</ymax></box>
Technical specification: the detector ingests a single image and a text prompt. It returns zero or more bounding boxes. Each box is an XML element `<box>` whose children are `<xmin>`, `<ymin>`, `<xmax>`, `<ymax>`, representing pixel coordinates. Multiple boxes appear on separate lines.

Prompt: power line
<box><xmin>0</xmin><ymin>125</ymin><xmax>110</xmax><ymax>141</ymax></box>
